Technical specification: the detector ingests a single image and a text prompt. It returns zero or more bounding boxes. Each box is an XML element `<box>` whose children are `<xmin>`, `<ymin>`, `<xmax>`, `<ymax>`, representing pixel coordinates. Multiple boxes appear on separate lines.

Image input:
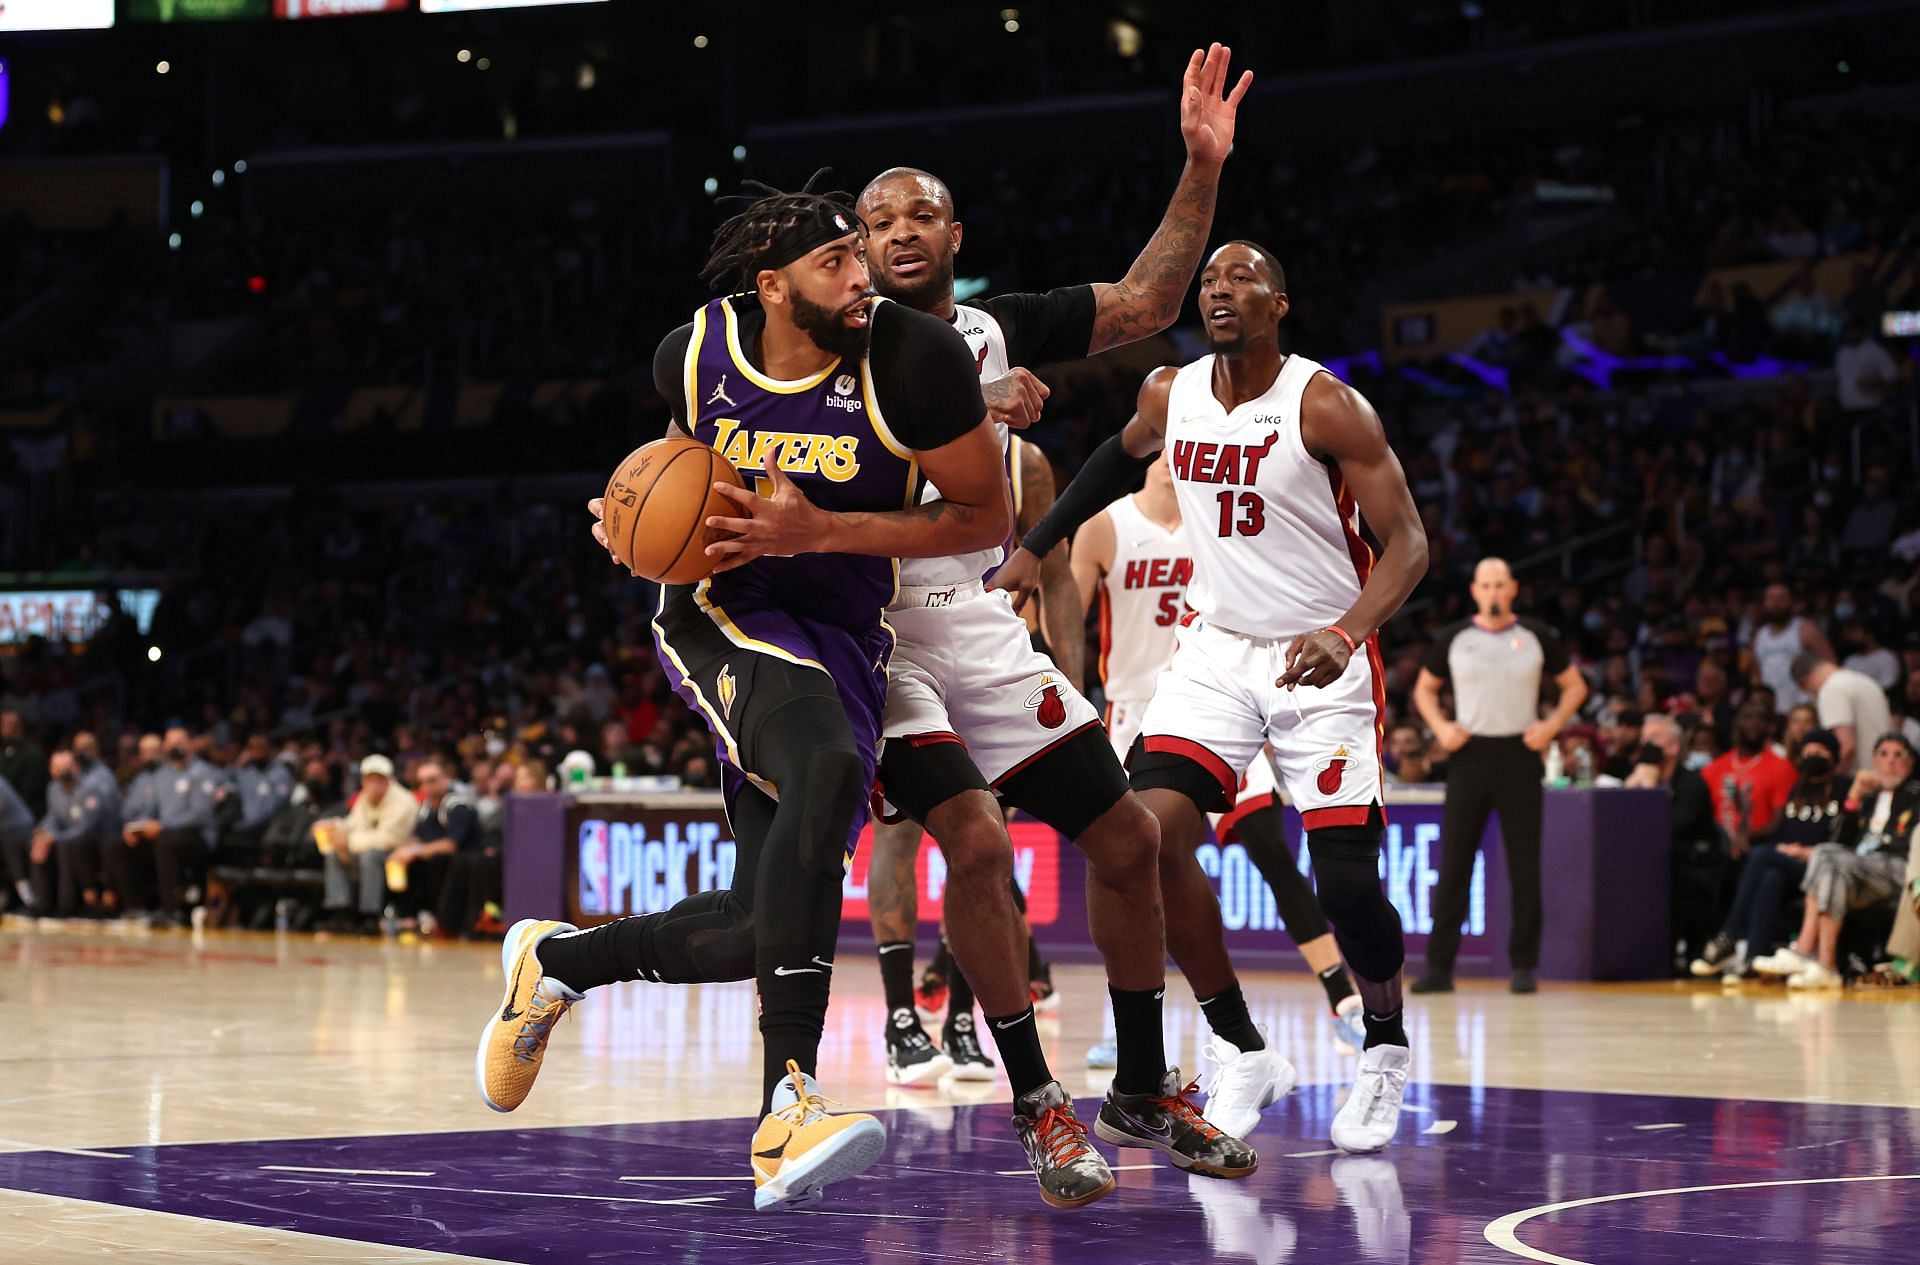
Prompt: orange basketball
<box><xmin>601</xmin><ymin>436</ymin><xmax>745</xmax><ymax>584</ymax></box>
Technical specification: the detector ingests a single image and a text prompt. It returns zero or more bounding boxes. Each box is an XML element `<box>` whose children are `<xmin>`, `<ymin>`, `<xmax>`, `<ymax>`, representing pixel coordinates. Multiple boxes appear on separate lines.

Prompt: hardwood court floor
<box><xmin>4</xmin><ymin>921</ymin><xmax>1917</xmax><ymax>1263</ymax></box>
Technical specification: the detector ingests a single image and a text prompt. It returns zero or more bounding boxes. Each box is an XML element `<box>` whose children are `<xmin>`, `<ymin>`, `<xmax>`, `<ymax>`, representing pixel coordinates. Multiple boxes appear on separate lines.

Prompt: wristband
<box><xmin>1325</xmin><ymin>625</ymin><xmax>1357</xmax><ymax>653</ymax></box>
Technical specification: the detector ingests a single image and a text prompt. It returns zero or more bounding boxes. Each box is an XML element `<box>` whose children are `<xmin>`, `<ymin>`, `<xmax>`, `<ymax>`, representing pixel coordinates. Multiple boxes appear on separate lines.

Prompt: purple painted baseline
<box><xmin>3</xmin><ymin>1087</ymin><xmax>1914</xmax><ymax>1264</ymax></box>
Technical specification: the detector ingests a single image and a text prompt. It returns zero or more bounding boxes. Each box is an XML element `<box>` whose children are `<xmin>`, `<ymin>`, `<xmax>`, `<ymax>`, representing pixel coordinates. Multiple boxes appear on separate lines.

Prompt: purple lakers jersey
<box><xmin>678</xmin><ymin>295</ymin><xmax>920</xmax><ymax>629</ymax></box>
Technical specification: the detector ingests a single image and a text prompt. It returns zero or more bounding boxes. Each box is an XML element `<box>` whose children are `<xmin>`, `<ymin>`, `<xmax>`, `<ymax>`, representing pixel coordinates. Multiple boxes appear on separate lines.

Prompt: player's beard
<box><xmin>792</xmin><ymin>291</ymin><xmax>872</xmax><ymax>359</ymax></box>
<box><xmin>872</xmin><ymin>249</ymin><xmax>954</xmax><ymax>310</ymax></box>
<box><xmin>1206</xmin><ymin>325</ymin><xmax>1248</xmax><ymax>355</ymax></box>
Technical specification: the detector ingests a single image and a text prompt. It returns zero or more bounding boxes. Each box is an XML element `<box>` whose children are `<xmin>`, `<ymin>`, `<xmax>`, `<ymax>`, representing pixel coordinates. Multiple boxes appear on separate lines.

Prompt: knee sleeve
<box><xmin>1308</xmin><ymin>825</ymin><xmax>1404</xmax><ymax>983</ymax></box>
<box><xmin>797</xmin><ymin>743</ymin><xmax>867</xmax><ymax>877</ymax></box>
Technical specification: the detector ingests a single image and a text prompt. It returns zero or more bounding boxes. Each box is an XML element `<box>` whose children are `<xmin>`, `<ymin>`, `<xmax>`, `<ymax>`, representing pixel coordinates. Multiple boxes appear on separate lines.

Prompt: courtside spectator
<box><xmin>1754</xmin><ymin>733</ymin><xmax>1918</xmax><ymax>987</ymax></box>
<box><xmin>319</xmin><ymin>754</ymin><xmax>414</xmax><ymax>932</ymax></box>
<box><xmin>37</xmin><ymin>750</ymin><xmax>116</xmax><ymax>917</ymax></box>
<box><xmin>122</xmin><ymin>728</ymin><xmax>224</xmax><ymax>927</ymax></box>
<box><xmin>0</xmin><ymin>774</ymin><xmax>46</xmax><ymax>914</ymax></box>
<box><xmin>1690</xmin><ymin>728</ymin><xmax>1845</xmax><ymax>979</ymax></box>
<box><xmin>388</xmin><ymin>759</ymin><xmax>485</xmax><ymax>937</ymax></box>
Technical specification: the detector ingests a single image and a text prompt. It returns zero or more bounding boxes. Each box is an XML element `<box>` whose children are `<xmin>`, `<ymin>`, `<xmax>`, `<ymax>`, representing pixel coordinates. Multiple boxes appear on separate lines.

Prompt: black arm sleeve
<box><xmin>1019</xmin><ymin>433</ymin><xmax>1155</xmax><ymax>559</ymax></box>
<box><xmin>1422</xmin><ymin>625</ymin><xmax>1462</xmax><ymax>681</ymax></box>
<box><xmin>871</xmin><ymin>301</ymin><xmax>987</xmax><ymax>450</ymax></box>
<box><xmin>981</xmin><ymin>286</ymin><xmax>1099</xmax><ymax>366</ymax></box>
<box><xmin>652</xmin><ymin>323</ymin><xmax>696</xmax><ymax>426</ymax></box>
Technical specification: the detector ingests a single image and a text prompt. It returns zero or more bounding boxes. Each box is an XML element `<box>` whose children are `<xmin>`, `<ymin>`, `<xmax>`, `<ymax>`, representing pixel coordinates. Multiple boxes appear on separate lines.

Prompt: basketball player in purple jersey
<box><xmin>474</xmin><ymin>176</ymin><xmax>1012</xmax><ymax>1213</ymax></box>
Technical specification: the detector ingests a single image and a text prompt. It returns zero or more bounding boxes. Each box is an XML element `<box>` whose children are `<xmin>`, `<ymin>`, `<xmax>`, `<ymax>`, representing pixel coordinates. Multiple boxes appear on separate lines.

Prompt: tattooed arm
<box><xmin>1087</xmin><ymin>43</ymin><xmax>1252</xmax><ymax>355</ymax></box>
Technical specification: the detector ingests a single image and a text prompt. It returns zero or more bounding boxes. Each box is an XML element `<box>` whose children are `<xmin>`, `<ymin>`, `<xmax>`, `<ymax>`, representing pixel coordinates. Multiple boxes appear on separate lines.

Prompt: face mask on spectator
<box><xmin>305</xmin><ymin>779</ymin><xmax>331</xmax><ymax>801</ymax></box>
<box><xmin>167</xmin><ymin>746</ymin><xmax>188</xmax><ymax>762</ymax></box>
<box><xmin>1684</xmin><ymin>751</ymin><xmax>1713</xmax><ymax>771</ymax></box>
<box><xmin>57</xmin><ymin>769</ymin><xmax>77</xmax><ymax>787</ymax></box>
<box><xmin>1799</xmin><ymin>754</ymin><xmax>1832</xmax><ymax>779</ymax></box>
<box><xmin>1834</xmin><ymin>602</ymin><xmax>1856</xmax><ymax>621</ymax></box>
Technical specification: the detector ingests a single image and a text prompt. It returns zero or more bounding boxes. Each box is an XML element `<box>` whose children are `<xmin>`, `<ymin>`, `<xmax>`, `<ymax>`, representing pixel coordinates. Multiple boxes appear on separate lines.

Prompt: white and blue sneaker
<box><xmin>1331</xmin><ymin>995</ymin><xmax>1368</xmax><ymax>1055</ymax></box>
<box><xmin>1086</xmin><ymin>1039</ymin><xmax>1118</xmax><ymax>1069</ymax></box>
<box><xmin>752</xmin><ymin>1061</ymin><xmax>886</xmax><ymax>1212</ymax></box>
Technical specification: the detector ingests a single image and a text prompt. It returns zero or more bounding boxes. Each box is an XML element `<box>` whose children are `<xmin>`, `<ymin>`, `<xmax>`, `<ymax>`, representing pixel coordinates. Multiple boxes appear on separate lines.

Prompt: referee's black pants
<box><xmin>1427</xmin><ymin>735</ymin><xmax>1544</xmax><ymax>974</ymax></box>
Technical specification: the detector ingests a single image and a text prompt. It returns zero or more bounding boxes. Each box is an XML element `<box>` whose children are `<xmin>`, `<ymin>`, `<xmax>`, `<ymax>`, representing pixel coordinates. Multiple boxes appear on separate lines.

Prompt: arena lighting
<box><xmin>211</xmin><ymin>168</ymin><xmax>226</xmax><ymax>186</ymax></box>
<box><xmin>457</xmin><ymin>48</ymin><xmax>470</xmax><ymax>62</ymax></box>
<box><xmin>189</xmin><ymin>200</ymin><xmax>204</xmax><ymax>218</ymax></box>
<box><xmin>1109</xmin><ymin>19</ymin><xmax>1141</xmax><ymax>58</ymax></box>
<box><xmin>247</xmin><ymin>275</ymin><xmax>267</xmax><ymax>294</ymax></box>
<box><xmin>1004</xmin><ymin>18</ymin><xmax>1019</xmax><ymax>32</ymax></box>
<box><xmin>167</xmin><ymin>232</ymin><xmax>182</xmax><ymax>249</ymax></box>
<box><xmin>703</xmin><ymin>176</ymin><xmax>719</xmax><ymax>195</ymax></box>
<box><xmin>148</xmin><ymin>647</ymin><xmax>162</xmax><ymax>663</ymax></box>
<box><xmin>732</xmin><ymin>144</ymin><xmax>746</xmax><ymax>161</ymax></box>
<box><xmin>692</xmin><ymin>34</ymin><xmax>708</xmax><ymax>48</ymax></box>
<box><xmin>232</xmin><ymin>159</ymin><xmax>248</xmax><ymax>173</ymax></box>
<box><xmin>156</xmin><ymin>60</ymin><xmax>171</xmax><ymax>74</ymax></box>
<box><xmin>477</xmin><ymin>57</ymin><xmax>491</xmax><ymax>70</ymax></box>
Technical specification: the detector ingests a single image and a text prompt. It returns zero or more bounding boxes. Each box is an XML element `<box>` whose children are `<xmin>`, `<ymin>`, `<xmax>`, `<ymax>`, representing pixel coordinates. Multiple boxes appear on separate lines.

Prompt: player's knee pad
<box><xmin>683</xmin><ymin>917</ymin><xmax>757</xmax><ymax>981</ymax></box>
<box><xmin>1308</xmin><ymin>825</ymin><xmax>1405</xmax><ymax>982</ymax></box>
<box><xmin>798</xmin><ymin>742</ymin><xmax>867</xmax><ymax>878</ymax></box>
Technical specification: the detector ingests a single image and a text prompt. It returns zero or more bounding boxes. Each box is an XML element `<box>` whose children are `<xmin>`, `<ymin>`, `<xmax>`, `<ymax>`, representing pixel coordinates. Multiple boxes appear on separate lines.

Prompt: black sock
<box><xmin>947</xmin><ymin>957</ymin><xmax>976</xmax><ymax>1023</ymax></box>
<box><xmin>1197</xmin><ymin>981</ymin><xmax>1265</xmax><ymax>1052</ymax></box>
<box><xmin>1108</xmin><ymin>984</ymin><xmax>1168</xmax><ymax>1095</ymax></box>
<box><xmin>982</xmin><ymin>1006</ymin><xmax>1051</xmax><ymax>1099</ymax></box>
<box><xmin>877</xmin><ymin>940</ymin><xmax>918</xmax><ymax>1021</ymax></box>
<box><xmin>1362</xmin><ymin>1007</ymin><xmax>1407</xmax><ymax>1050</ymax></box>
<box><xmin>758</xmin><ymin>947</ymin><xmax>831</xmax><ymax>1114</ymax></box>
<box><xmin>1318</xmin><ymin>962</ymin><xmax>1357</xmax><ymax>1013</ymax></box>
<box><xmin>537</xmin><ymin>920</ymin><xmax>639</xmax><ymax>992</ymax></box>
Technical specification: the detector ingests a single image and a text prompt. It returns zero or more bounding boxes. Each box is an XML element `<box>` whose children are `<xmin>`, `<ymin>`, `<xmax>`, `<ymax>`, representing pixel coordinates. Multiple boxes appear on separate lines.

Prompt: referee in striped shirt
<box><xmin>1410</xmin><ymin>558</ymin><xmax>1587</xmax><ymax>994</ymax></box>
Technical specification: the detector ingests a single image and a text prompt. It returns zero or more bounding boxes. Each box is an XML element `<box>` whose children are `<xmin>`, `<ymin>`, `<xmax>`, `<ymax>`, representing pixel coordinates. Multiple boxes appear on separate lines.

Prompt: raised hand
<box><xmin>1180</xmin><ymin>42</ymin><xmax>1254</xmax><ymax>168</ymax></box>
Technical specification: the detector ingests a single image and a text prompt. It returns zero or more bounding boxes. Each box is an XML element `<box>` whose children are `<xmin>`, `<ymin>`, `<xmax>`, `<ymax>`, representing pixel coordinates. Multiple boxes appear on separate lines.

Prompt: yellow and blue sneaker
<box><xmin>475</xmin><ymin>918</ymin><xmax>583</xmax><ymax>1113</ymax></box>
<box><xmin>750</xmin><ymin>1060</ymin><xmax>887</xmax><ymax>1212</ymax></box>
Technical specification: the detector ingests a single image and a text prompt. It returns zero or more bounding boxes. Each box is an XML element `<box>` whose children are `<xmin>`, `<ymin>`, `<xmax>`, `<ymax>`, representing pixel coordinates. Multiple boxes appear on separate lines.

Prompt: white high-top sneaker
<box><xmin>1331</xmin><ymin>1044</ymin><xmax>1410</xmax><ymax>1154</ymax></box>
<box><xmin>1199</xmin><ymin>1029</ymin><xmax>1296</xmax><ymax>1139</ymax></box>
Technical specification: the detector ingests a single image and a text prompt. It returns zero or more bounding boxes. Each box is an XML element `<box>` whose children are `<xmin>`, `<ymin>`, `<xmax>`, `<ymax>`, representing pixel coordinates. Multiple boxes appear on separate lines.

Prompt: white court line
<box><xmin>1284</xmin><ymin>1148</ymin><xmax>1344</xmax><ymax>1158</ymax></box>
<box><xmin>0</xmin><ymin>1138</ymin><xmax>130</xmax><ymax>1160</ymax></box>
<box><xmin>260</xmin><ymin>1166</ymin><xmax>436</xmax><ymax>1178</ymax></box>
<box><xmin>345</xmin><ymin>1180</ymin><xmax>721</xmax><ymax>1208</ymax></box>
<box><xmin>991</xmin><ymin>1164</ymin><xmax>1159</xmax><ymax>1177</ymax></box>
<box><xmin>620</xmin><ymin>1175</ymin><xmax>754</xmax><ymax>1183</ymax></box>
<box><xmin>1422</xmin><ymin>1120</ymin><xmax>1458</xmax><ymax>1135</ymax></box>
<box><xmin>1631</xmin><ymin>1123</ymin><xmax>1684</xmax><ymax>1131</ymax></box>
<box><xmin>1484</xmin><ymin>1173</ymin><xmax>1920</xmax><ymax>1265</ymax></box>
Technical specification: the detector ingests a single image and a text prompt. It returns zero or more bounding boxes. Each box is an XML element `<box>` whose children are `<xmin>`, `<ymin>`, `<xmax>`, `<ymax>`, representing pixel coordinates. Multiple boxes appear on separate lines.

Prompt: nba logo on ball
<box><xmin>1315</xmin><ymin>746</ymin><xmax>1351</xmax><ymax>795</ymax></box>
<box><xmin>579</xmin><ymin>820</ymin><xmax>611</xmax><ymax>915</ymax></box>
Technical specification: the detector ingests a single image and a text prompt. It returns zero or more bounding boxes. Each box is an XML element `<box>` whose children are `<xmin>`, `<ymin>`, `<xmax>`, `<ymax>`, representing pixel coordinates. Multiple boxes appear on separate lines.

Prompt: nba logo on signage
<box><xmin>578</xmin><ymin>820</ymin><xmax>611</xmax><ymax>915</ymax></box>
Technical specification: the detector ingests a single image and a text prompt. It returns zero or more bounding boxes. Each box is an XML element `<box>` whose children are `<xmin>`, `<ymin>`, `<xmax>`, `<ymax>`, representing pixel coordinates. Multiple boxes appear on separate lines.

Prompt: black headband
<box><xmin>756</xmin><ymin>204</ymin><xmax>859</xmax><ymax>274</ymax></box>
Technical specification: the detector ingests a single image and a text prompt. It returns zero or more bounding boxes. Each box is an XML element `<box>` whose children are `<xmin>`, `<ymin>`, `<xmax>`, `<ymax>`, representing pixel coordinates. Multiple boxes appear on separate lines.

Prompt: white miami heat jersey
<box><xmin>1163</xmin><ymin>353</ymin><xmax>1370</xmax><ymax>636</ymax></box>
<box><xmin>897</xmin><ymin>300</ymin><xmax>1011</xmax><ymax>591</ymax></box>
<box><xmin>1097</xmin><ymin>494</ymin><xmax>1190</xmax><ymax>705</ymax></box>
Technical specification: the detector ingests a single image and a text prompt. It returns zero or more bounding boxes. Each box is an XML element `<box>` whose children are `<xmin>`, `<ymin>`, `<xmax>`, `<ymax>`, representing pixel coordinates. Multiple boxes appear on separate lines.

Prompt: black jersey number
<box><xmin>1215</xmin><ymin>490</ymin><xmax>1265</xmax><ymax>537</ymax></box>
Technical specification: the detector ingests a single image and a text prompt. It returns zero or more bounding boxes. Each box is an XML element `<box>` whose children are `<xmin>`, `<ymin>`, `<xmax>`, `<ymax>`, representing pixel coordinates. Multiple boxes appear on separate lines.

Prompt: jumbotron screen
<box><xmin>126</xmin><ymin>0</ymin><xmax>268</xmax><ymax>19</ymax></box>
<box><xmin>0</xmin><ymin>0</ymin><xmax>114</xmax><ymax>30</ymax></box>
<box><xmin>274</xmin><ymin>0</ymin><xmax>406</xmax><ymax>16</ymax></box>
<box><xmin>418</xmin><ymin>0</ymin><xmax>605</xmax><ymax>11</ymax></box>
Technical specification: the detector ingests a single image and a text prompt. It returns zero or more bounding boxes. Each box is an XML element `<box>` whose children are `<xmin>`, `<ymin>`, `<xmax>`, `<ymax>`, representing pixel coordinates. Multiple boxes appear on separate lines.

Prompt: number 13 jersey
<box><xmin>1164</xmin><ymin>352</ymin><xmax>1370</xmax><ymax>637</ymax></box>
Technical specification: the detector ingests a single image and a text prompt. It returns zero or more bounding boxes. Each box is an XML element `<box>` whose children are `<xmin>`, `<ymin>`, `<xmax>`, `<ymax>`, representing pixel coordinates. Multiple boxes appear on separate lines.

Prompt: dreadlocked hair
<box><xmin>701</xmin><ymin>168</ymin><xmax>857</xmax><ymax>293</ymax></box>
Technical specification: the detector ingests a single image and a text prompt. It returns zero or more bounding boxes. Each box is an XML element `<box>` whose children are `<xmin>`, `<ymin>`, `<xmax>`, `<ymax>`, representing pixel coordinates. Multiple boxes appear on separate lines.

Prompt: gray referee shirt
<box><xmin>1422</xmin><ymin>617</ymin><xmax>1569</xmax><ymax>737</ymax></box>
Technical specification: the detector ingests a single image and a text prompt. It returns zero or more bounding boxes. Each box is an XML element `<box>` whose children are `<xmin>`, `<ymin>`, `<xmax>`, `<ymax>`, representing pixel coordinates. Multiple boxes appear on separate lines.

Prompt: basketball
<box><xmin>601</xmin><ymin>436</ymin><xmax>745</xmax><ymax>584</ymax></box>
